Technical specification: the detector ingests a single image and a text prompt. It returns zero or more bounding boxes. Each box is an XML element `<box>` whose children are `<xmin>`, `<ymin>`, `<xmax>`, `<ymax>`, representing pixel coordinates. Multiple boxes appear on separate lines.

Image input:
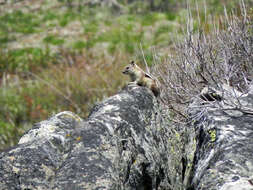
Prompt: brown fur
<box><xmin>122</xmin><ymin>61</ymin><xmax>160</xmax><ymax>97</ymax></box>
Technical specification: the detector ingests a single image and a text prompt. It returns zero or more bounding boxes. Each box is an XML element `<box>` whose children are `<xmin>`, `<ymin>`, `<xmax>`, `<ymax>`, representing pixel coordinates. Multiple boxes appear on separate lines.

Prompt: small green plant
<box><xmin>153</xmin><ymin>24</ymin><xmax>173</xmax><ymax>45</ymax></box>
<box><xmin>73</xmin><ymin>40</ymin><xmax>87</xmax><ymax>50</ymax></box>
<box><xmin>43</xmin><ymin>35</ymin><xmax>65</xmax><ymax>45</ymax></box>
<box><xmin>166</xmin><ymin>12</ymin><xmax>176</xmax><ymax>21</ymax></box>
<box><xmin>83</xmin><ymin>21</ymin><xmax>99</xmax><ymax>34</ymax></box>
<box><xmin>42</xmin><ymin>11</ymin><xmax>58</xmax><ymax>21</ymax></box>
<box><xmin>141</xmin><ymin>13</ymin><xmax>160</xmax><ymax>26</ymax></box>
<box><xmin>59</xmin><ymin>10</ymin><xmax>78</xmax><ymax>27</ymax></box>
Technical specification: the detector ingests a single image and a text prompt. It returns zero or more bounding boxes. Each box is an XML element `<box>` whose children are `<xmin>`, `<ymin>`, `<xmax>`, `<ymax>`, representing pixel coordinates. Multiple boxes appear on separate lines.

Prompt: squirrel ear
<box><xmin>130</xmin><ymin>60</ymin><xmax>135</xmax><ymax>65</ymax></box>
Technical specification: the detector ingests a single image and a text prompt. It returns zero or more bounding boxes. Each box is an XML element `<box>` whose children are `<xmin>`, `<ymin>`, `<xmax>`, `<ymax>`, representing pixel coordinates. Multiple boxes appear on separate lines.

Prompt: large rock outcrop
<box><xmin>0</xmin><ymin>84</ymin><xmax>253</xmax><ymax>190</ymax></box>
<box><xmin>0</xmin><ymin>85</ymin><xmax>164</xmax><ymax>190</ymax></box>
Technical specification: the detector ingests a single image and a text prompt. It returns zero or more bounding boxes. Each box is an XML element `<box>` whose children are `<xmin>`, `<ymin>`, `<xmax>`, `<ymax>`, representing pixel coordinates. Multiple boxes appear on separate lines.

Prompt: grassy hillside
<box><xmin>0</xmin><ymin>0</ymin><xmax>252</xmax><ymax>149</ymax></box>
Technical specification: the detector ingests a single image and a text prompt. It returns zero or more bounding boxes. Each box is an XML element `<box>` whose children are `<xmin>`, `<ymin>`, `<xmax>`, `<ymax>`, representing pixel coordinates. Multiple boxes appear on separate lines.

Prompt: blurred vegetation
<box><xmin>0</xmin><ymin>0</ymin><xmax>252</xmax><ymax>150</ymax></box>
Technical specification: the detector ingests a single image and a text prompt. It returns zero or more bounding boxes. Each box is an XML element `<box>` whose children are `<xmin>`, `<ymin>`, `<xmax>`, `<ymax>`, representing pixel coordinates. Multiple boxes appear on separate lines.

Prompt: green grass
<box><xmin>59</xmin><ymin>10</ymin><xmax>78</xmax><ymax>27</ymax></box>
<box><xmin>43</xmin><ymin>35</ymin><xmax>65</xmax><ymax>45</ymax></box>
<box><xmin>0</xmin><ymin>85</ymin><xmax>28</xmax><ymax>148</ymax></box>
<box><xmin>0</xmin><ymin>10</ymin><xmax>40</xmax><ymax>35</ymax></box>
<box><xmin>73</xmin><ymin>40</ymin><xmax>86</xmax><ymax>50</ymax></box>
<box><xmin>42</xmin><ymin>11</ymin><xmax>58</xmax><ymax>21</ymax></box>
<box><xmin>0</xmin><ymin>47</ymin><xmax>54</xmax><ymax>73</ymax></box>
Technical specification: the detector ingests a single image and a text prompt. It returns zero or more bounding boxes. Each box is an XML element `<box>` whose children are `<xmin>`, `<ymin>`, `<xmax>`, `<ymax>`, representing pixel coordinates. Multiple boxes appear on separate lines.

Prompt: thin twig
<box><xmin>139</xmin><ymin>43</ymin><xmax>150</xmax><ymax>74</ymax></box>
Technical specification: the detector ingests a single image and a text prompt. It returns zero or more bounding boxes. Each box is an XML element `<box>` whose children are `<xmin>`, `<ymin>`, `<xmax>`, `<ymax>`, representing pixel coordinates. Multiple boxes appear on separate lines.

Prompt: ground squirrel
<box><xmin>122</xmin><ymin>61</ymin><xmax>189</xmax><ymax>118</ymax></box>
<box><xmin>122</xmin><ymin>61</ymin><xmax>160</xmax><ymax>97</ymax></box>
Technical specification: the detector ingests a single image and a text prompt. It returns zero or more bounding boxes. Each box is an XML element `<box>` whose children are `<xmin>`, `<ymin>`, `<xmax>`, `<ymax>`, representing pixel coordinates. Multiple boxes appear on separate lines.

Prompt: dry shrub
<box><xmin>131</xmin><ymin>3</ymin><xmax>253</xmax><ymax>189</ymax></box>
<box><xmin>154</xmin><ymin>2</ymin><xmax>253</xmax><ymax>121</ymax></box>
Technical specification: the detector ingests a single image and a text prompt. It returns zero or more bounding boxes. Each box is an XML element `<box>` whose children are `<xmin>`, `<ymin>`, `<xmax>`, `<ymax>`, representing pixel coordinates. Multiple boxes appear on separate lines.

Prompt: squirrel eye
<box><xmin>126</xmin><ymin>67</ymin><xmax>129</xmax><ymax>69</ymax></box>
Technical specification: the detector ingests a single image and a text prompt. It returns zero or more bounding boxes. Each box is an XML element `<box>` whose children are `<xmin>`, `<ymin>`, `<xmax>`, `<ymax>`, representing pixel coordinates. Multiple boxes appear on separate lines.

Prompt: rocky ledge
<box><xmin>0</xmin><ymin>84</ymin><xmax>253</xmax><ymax>190</ymax></box>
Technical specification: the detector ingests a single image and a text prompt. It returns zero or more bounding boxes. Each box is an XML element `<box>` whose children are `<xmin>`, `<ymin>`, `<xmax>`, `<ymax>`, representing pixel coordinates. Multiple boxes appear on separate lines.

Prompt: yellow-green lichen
<box><xmin>208</xmin><ymin>129</ymin><xmax>216</xmax><ymax>142</ymax></box>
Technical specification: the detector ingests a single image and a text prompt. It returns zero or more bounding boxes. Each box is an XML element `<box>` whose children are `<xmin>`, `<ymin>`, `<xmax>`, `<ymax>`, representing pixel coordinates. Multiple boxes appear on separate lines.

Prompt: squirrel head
<box><xmin>122</xmin><ymin>61</ymin><xmax>136</xmax><ymax>75</ymax></box>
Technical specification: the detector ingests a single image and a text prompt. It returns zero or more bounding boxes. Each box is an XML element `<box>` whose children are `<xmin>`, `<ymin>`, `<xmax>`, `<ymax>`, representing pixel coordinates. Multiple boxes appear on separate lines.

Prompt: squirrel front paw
<box><xmin>128</xmin><ymin>81</ymin><xmax>137</xmax><ymax>86</ymax></box>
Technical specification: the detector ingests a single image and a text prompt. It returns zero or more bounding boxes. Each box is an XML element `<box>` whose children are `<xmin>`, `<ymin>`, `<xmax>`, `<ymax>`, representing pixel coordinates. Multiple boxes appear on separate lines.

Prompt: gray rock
<box><xmin>189</xmin><ymin>85</ymin><xmax>253</xmax><ymax>190</ymax></box>
<box><xmin>0</xmin><ymin>86</ymin><xmax>164</xmax><ymax>190</ymax></box>
<box><xmin>1</xmin><ymin>83</ymin><xmax>253</xmax><ymax>190</ymax></box>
